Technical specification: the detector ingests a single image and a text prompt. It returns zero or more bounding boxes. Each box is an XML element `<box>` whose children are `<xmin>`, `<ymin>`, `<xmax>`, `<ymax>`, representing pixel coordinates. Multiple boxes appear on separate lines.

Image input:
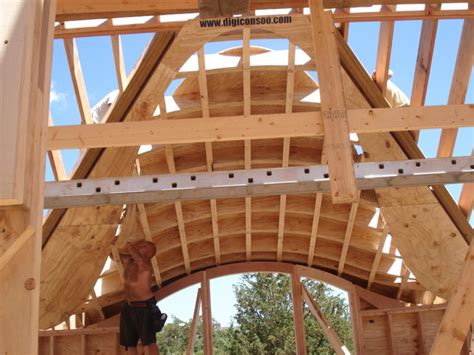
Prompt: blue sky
<box><xmin>48</xmin><ymin>18</ymin><xmax>473</xmax><ymax>326</ymax></box>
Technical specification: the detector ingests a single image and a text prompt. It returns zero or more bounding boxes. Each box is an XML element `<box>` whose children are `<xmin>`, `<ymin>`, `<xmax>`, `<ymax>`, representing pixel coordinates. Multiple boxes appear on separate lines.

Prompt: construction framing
<box><xmin>0</xmin><ymin>0</ymin><xmax>473</xmax><ymax>354</ymax></box>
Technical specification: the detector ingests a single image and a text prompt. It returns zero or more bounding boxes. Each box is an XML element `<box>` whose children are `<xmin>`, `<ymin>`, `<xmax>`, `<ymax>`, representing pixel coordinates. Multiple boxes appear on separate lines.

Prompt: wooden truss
<box><xmin>1</xmin><ymin>0</ymin><xmax>473</xmax><ymax>354</ymax></box>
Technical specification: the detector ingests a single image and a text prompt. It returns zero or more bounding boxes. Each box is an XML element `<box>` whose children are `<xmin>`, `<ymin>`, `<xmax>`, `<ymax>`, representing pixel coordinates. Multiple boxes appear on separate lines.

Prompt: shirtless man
<box><xmin>119</xmin><ymin>240</ymin><xmax>160</xmax><ymax>355</ymax></box>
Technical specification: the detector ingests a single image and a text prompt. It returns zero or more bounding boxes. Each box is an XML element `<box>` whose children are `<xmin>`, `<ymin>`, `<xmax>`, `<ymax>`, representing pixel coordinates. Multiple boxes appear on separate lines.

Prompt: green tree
<box><xmin>229</xmin><ymin>273</ymin><xmax>353</xmax><ymax>354</ymax></box>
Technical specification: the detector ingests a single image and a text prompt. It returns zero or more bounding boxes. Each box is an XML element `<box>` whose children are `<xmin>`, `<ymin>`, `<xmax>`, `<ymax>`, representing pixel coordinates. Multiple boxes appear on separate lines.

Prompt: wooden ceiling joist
<box><xmin>46</xmin><ymin>104</ymin><xmax>474</xmax><ymax>150</ymax></box>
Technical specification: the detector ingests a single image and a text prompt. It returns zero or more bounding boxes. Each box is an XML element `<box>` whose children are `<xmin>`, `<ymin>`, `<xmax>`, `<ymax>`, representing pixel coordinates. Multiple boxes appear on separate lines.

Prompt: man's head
<box><xmin>136</xmin><ymin>240</ymin><xmax>157</xmax><ymax>259</ymax></box>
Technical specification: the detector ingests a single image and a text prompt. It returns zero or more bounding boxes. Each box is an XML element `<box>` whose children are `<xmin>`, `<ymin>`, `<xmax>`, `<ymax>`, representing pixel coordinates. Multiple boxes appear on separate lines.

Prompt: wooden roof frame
<box><xmin>1</xmin><ymin>0</ymin><xmax>473</xmax><ymax>353</ymax></box>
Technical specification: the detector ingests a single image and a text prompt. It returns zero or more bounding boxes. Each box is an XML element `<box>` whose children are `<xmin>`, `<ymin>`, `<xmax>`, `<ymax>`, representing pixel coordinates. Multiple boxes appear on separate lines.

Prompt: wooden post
<box><xmin>309</xmin><ymin>0</ymin><xmax>358</xmax><ymax>204</ymax></box>
<box><xmin>201</xmin><ymin>272</ymin><xmax>213</xmax><ymax>354</ymax></box>
<box><xmin>430</xmin><ymin>242</ymin><xmax>474</xmax><ymax>355</ymax></box>
<box><xmin>0</xmin><ymin>0</ymin><xmax>55</xmax><ymax>353</ymax></box>
<box><xmin>186</xmin><ymin>288</ymin><xmax>202</xmax><ymax>355</ymax></box>
<box><xmin>291</xmin><ymin>267</ymin><xmax>307</xmax><ymax>355</ymax></box>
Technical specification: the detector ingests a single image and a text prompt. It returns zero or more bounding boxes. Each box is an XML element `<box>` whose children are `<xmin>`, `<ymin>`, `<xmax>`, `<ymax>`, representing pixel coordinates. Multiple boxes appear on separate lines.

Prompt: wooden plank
<box><xmin>410</xmin><ymin>4</ymin><xmax>438</xmax><ymax>140</ymax></box>
<box><xmin>186</xmin><ymin>288</ymin><xmax>202</xmax><ymax>355</ymax></box>
<box><xmin>0</xmin><ymin>0</ymin><xmax>56</xmax><ymax>353</ymax></box>
<box><xmin>201</xmin><ymin>272</ymin><xmax>213</xmax><ymax>355</ymax></box>
<box><xmin>302</xmin><ymin>286</ymin><xmax>347</xmax><ymax>355</ymax></box>
<box><xmin>355</xmin><ymin>285</ymin><xmax>406</xmax><ymax>310</ymax></box>
<box><xmin>309</xmin><ymin>0</ymin><xmax>357</xmax><ymax>204</ymax></box>
<box><xmin>47</xmin><ymin>115</ymin><xmax>68</xmax><ymax>181</ymax></box>
<box><xmin>458</xmin><ymin>182</ymin><xmax>473</xmax><ymax>220</ymax></box>
<box><xmin>55</xmin><ymin>0</ymin><xmax>466</xmax><ymax>20</ymax></box>
<box><xmin>197</xmin><ymin>47</ymin><xmax>220</xmax><ymax>266</ymax></box>
<box><xmin>338</xmin><ymin>200</ymin><xmax>359</xmax><ymax>275</ymax></box>
<box><xmin>307</xmin><ymin>193</ymin><xmax>323</xmax><ymax>266</ymax></box>
<box><xmin>396</xmin><ymin>262</ymin><xmax>410</xmax><ymax>300</ymax></box>
<box><xmin>324</xmin><ymin>0</ymin><xmax>462</xmax><ymax>7</ymax></box>
<box><xmin>437</xmin><ymin>16</ymin><xmax>474</xmax><ymax>158</ymax></box>
<box><xmin>415</xmin><ymin>312</ymin><xmax>426</xmax><ymax>355</ymax></box>
<box><xmin>243</xmin><ymin>28</ymin><xmax>253</xmax><ymax>263</ymax></box>
<box><xmin>110</xmin><ymin>30</ymin><xmax>127</xmax><ymax>92</ymax></box>
<box><xmin>291</xmin><ymin>267</ymin><xmax>307</xmax><ymax>355</ymax></box>
<box><xmin>53</xmin><ymin>9</ymin><xmax>474</xmax><ymax>39</ymax></box>
<box><xmin>175</xmin><ymin>201</ymin><xmax>191</xmax><ymax>274</ymax></box>
<box><xmin>386</xmin><ymin>313</ymin><xmax>396</xmax><ymax>355</ymax></box>
<box><xmin>63</xmin><ymin>37</ymin><xmax>93</xmax><ymax>125</ymax></box>
<box><xmin>90</xmin><ymin>288</ymin><xmax>105</xmax><ymax>320</ymax></box>
<box><xmin>277</xmin><ymin>41</ymin><xmax>296</xmax><ymax>262</ymax></box>
<box><xmin>430</xmin><ymin>242</ymin><xmax>474</xmax><ymax>355</ymax></box>
<box><xmin>374</xmin><ymin>6</ymin><xmax>395</xmax><ymax>95</ymax></box>
<box><xmin>110</xmin><ymin>244</ymin><xmax>124</xmax><ymax>284</ymax></box>
<box><xmin>137</xmin><ymin>203</ymin><xmax>162</xmax><ymax>286</ymax></box>
<box><xmin>368</xmin><ymin>224</ymin><xmax>388</xmax><ymax>289</ymax></box>
<box><xmin>46</xmin><ymin>104</ymin><xmax>474</xmax><ymax>150</ymax></box>
<box><xmin>245</xmin><ymin>197</ymin><xmax>252</xmax><ymax>261</ymax></box>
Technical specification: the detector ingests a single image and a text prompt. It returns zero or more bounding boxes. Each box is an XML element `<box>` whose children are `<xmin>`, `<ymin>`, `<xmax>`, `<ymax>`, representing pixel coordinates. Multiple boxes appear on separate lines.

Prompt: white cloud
<box><xmin>50</xmin><ymin>82</ymin><xmax>66</xmax><ymax>104</ymax></box>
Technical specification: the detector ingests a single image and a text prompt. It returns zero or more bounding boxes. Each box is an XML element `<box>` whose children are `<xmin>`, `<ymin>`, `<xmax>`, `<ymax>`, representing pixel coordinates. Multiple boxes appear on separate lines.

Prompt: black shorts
<box><xmin>119</xmin><ymin>297</ymin><xmax>158</xmax><ymax>348</ymax></box>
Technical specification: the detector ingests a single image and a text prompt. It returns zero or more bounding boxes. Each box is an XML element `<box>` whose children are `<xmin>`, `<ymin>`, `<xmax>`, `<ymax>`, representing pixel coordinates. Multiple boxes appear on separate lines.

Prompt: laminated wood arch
<box><xmin>40</xmin><ymin>13</ymin><xmax>470</xmax><ymax>332</ymax></box>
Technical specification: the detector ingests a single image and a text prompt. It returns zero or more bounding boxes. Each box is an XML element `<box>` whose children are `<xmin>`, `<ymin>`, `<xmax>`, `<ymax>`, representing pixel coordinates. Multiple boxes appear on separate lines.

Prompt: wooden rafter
<box><xmin>63</xmin><ymin>37</ymin><xmax>93</xmax><ymax>125</ymax></box>
<box><xmin>159</xmin><ymin>96</ymin><xmax>192</xmax><ymax>274</ymax></box>
<box><xmin>437</xmin><ymin>15</ymin><xmax>473</xmax><ymax>158</ymax></box>
<box><xmin>110</xmin><ymin>27</ymin><xmax>127</xmax><ymax>92</ymax></box>
<box><xmin>197</xmin><ymin>47</ymin><xmax>221</xmax><ymax>265</ymax></box>
<box><xmin>307</xmin><ymin>193</ymin><xmax>324</xmax><ymax>266</ymax></box>
<box><xmin>337</xmin><ymin>198</ymin><xmax>359</xmax><ymax>275</ymax></box>
<box><xmin>396</xmin><ymin>262</ymin><xmax>410</xmax><ymax>300</ymax></box>
<box><xmin>374</xmin><ymin>5</ymin><xmax>395</xmax><ymax>95</ymax></box>
<box><xmin>410</xmin><ymin>4</ymin><xmax>438</xmax><ymax>140</ymax></box>
<box><xmin>243</xmin><ymin>27</ymin><xmax>252</xmax><ymax>262</ymax></box>
<box><xmin>137</xmin><ymin>203</ymin><xmax>162</xmax><ymax>286</ymax></box>
<box><xmin>277</xmin><ymin>41</ymin><xmax>296</xmax><ymax>261</ymax></box>
<box><xmin>309</xmin><ymin>0</ymin><xmax>357</xmax><ymax>204</ymax></box>
<box><xmin>368</xmin><ymin>224</ymin><xmax>389</xmax><ymax>289</ymax></box>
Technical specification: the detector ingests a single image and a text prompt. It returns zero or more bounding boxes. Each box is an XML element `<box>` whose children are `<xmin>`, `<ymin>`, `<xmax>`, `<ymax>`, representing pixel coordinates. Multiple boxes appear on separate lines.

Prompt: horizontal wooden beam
<box><xmin>55</xmin><ymin>0</ymin><xmax>467</xmax><ymax>20</ymax></box>
<box><xmin>54</xmin><ymin>10</ymin><xmax>474</xmax><ymax>39</ymax></box>
<box><xmin>44</xmin><ymin>156</ymin><xmax>474</xmax><ymax>208</ymax></box>
<box><xmin>46</xmin><ymin>104</ymin><xmax>474</xmax><ymax>150</ymax></box>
